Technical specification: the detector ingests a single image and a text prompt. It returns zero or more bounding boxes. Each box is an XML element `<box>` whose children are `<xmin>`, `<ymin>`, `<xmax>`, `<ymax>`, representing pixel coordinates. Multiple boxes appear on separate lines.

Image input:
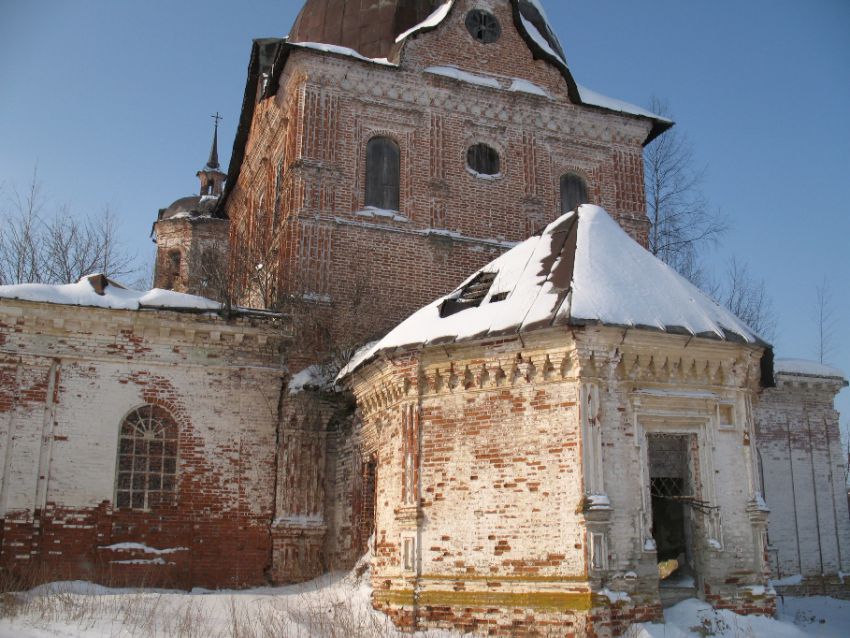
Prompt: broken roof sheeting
<box><xmin>341</xmin><ymin>205</ymin><xmax>765</xmax><ymax>378</ymax></box>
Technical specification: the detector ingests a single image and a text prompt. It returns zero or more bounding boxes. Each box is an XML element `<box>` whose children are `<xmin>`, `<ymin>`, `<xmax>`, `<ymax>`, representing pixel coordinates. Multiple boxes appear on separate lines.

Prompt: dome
<box><xmin>289</xmin><ymin>0</ymin><xmax>444</xmax><ymax>59</ymax></box>
<box><xmin>158</xmin><ymin>195</ymin><xmax>219</xmax><ymax>221</ymax></box>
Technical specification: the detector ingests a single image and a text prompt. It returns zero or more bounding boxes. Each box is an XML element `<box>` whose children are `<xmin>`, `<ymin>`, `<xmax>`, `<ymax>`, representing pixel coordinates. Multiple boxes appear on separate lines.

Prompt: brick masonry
<box><xmin>754</xmin><ymin>369</ymin><xmax>850</xmax><ymax>595</ymax></box>
<box><xmin>0</xmin><ymin>298</ymin><xmax>287</xmax><ymax>589</ymax></box>
<box><xmin>344</xmin><ymin>326</ymin><xmax>778</xmax><ymax>635</ymax></box>
<box><xmin>224</xmin><ymin>0</ymin><xmax>654</xmax><ymax>352</ymax></box>
<box><xmin>1</xmin><ymin>1</ymin><xmax>845</xmax><ymax>635</ymax></box>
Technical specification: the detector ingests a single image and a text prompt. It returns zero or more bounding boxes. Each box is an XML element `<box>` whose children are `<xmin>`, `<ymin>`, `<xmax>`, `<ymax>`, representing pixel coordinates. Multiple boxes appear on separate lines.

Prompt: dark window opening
<box><xmin>467</xmin><ymin>144</ymin><xmax>501</xmax><ymax>176</ymax></box>
<box><xmin>560</xmin><ymin>173</ymin><xmax>589</xmax><ymax>214</ymax></box>
<box><xmin>440</xmin><ymin>271</ymin><xmax>498</xmax><ymax>317</ymax></box>
<box><xmin>465</xmin><ymin>10</ymin><xmax>501</xmax><ymax>43</ymax></box>
<box><xmin>490</xmin><ymin>292</ymin><xmax>509</xmax><ymax>303</ymax></box>
<box><xmin>365</xmin><ymin>136</ymin><xmax>400</xmax><ymax>211</ymax></box>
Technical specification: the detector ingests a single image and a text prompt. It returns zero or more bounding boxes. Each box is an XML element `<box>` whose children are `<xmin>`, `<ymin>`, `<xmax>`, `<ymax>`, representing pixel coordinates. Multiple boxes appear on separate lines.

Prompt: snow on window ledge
<box><xmin>466</xmin><ymin>166</ymin><xmax>502</xmax><ymax>181</ymax></box>
<box><xmin>355</xmin><ymin>207</ymin><xmax>409</xmax><ymax>223</ymax></box>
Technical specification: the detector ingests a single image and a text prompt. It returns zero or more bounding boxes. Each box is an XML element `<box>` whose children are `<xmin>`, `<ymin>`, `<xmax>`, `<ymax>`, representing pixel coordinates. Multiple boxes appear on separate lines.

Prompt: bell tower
<box><xmin>152</xmin><ymin>115</ymin><xmax>229</xmax><ymax>297</ymax></box>
<box><xmin>198</xmin><ymin>113</ymin><xmax>227</xmax><ymax>197</ymax></box>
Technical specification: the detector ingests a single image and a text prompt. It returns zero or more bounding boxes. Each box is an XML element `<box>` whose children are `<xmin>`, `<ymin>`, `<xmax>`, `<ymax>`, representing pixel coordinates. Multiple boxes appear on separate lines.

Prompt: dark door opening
<box><xmin>354</xmin><ymin>455</ymin><xmax>377</xmax><ymax>559</ymax></box>
<box><xmin>648</xmin><ymin>434</ymin><xmax>697</xmax><ymax>589</ymax></box>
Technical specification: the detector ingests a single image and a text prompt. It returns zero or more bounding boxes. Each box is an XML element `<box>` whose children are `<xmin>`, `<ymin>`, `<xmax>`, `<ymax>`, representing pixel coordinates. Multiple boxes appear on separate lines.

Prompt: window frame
<box><xmin>560</xmin><ymin>172</ymin><xmax>590</xmax><ymax>214</ymax></box>
<box><xmin>465</xmin><ymin>9</ymin><xmax>502</xmax><ymax>44</ymax></box>
<box><xmin>364</xmin><ymin>135</ymin><xmax>401</xmax><ymax>212</ymax></box>
<box><xmin>114</xmin><ymin>405</ymin><xmax>180</xmax><ymax>512</ymax></box>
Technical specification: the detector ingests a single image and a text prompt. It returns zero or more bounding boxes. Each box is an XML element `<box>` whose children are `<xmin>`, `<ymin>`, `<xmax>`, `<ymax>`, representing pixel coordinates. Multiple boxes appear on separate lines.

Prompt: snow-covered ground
<box><xmin>0</xmin><ymin>565</ymin><xmax>461</xmax><ymax>638</ymax></box>
<box><xmin>1</xmin><ymin>568</ymin><xmax>847</xmax><ymax>638</ymax></box>
<box><xmin>629</xmin><ymin>596</ymin><xmax>850</xmax><ymax>637</ymax></box>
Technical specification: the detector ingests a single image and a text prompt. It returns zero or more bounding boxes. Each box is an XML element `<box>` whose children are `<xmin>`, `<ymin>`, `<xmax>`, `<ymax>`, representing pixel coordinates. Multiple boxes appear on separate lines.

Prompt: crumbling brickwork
<box><xmin>153</xmin><ymin>217</ymin><xmax>229</xmax><ymax>297</ymax></box>
<box><xmin>344</xmin><ymin>327</ymin><xmax>775</xmax><ymax>635</ymax></box>
<box><xmin>755</xmin><ymin>368</ymin><xmax>850</xmax><ymax>598</ymax></box>
<box><xmin>224</xmin><ymin>0</ymin><xmax>654</xmax><ymax>349</ymax></box>
<box><xmin>0</xmin><ymin>298</ymin><xmax>287</xmax><ymax>588</ymax></box>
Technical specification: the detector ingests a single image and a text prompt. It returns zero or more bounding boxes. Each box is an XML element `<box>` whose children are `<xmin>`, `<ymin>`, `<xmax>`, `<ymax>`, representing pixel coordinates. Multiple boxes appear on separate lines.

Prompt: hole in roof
<box><xmin>440</xmin><ymin>271</ymin><xmax>498</xmax><ymax>318</ymax></box>
<box><xmin>490</xmin><ymin>292</ymin><xmax>509</xmax><ymax>303</ymax></box>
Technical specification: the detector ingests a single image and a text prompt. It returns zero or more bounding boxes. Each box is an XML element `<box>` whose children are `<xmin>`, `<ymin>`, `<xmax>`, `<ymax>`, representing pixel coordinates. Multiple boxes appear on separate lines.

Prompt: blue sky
<box><xmin>1</xmin><ymin>0</ymin><xmax>848</xmax><ymax>421</ymax></box>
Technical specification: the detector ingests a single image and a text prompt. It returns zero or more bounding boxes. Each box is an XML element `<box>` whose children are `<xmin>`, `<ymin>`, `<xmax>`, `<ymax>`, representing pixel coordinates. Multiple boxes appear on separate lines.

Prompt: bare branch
<box><xmin>814</xmin><ymin>278</ymin><xmax>837</xmax><ymax>364</ymax></box>
<box><xmin>644</xmin><ymin>97</ymin><xmax>728</xmax><ymax>281</ymax></box>
<box><xmin>0</xmin><ymin>171</ymin><xmax>139</xmax><ymax>286</ymax></box>
<box><xmin>717</xmin><ymin>258</ymin><xmax>777</xmax><ymax>342</ymax></box>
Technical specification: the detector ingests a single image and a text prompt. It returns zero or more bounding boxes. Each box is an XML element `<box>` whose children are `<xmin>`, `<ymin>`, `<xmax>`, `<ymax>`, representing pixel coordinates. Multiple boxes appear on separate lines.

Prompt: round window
<box><xmin>467</xmin><ymin>143</ymin><xmax>501</xmax><ymax>177</ymax></box>
<box><xmin>465</xmin><ymin>10</ymin><xmax>501</xmax><ymax>44</ymax></box>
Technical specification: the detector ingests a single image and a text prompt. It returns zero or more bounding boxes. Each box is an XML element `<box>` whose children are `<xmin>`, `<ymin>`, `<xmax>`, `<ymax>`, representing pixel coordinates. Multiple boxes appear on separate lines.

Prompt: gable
<box><xmin>393</xmin><ymin>0</ymin><xmax>580</xmax><ymax>102</ymax></box>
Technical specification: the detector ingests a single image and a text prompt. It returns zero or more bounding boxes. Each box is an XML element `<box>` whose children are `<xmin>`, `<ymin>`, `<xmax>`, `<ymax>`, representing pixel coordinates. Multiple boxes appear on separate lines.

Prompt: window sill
<box><xmin>466</xmin><ymin>167</ymin><xmax>503</xmax><ymax>181</ymax></box>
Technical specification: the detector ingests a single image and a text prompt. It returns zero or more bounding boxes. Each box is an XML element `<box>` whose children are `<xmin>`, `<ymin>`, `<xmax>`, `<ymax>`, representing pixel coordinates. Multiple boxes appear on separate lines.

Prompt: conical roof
<box><xmin>289</xmin><ymin>0</ymin><xmax>443</xmax><ymax>59</ymax></box>
<box><xmin>341</xmin><ymin>205</ymin><xmax>765</xmax><ymax>378</ymax></box>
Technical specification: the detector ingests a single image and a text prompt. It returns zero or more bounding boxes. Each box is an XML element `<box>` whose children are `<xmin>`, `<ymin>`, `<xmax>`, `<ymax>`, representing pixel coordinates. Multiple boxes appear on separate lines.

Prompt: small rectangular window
<box><xmin>590</xmin><ymin>532</ymin><xmax>607</xmax><ymax>571</ymax></box>
<box><xmin>403</xmin><ymin>537</ymin><xmax>416</xmax><ymax>571</ymax></box>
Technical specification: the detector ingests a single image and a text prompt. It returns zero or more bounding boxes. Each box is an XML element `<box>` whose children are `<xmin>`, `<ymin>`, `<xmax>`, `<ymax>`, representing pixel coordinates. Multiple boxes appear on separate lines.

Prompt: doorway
<box><xmin>648</xmin><ymin>433</ymin><xmax>698</xmax><ymax>591</ymax></box>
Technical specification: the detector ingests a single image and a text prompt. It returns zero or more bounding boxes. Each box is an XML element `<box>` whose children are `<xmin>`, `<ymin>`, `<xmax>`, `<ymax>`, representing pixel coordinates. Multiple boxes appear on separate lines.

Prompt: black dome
<box><xmin>158</xmin><ymin>196</ymin><xmax>219</xmax><ymax>221</ymax></box>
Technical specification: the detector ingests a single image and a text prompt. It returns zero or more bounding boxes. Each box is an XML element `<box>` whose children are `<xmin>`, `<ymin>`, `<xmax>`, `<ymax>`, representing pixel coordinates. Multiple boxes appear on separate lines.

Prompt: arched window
<box><xmin>467</xmin><ymin>143</ymin><xmax>501</xmax><ymax>176</ymax></box>
<box><xmin>365</xmin><ymin>136</ymin><xmax>400</xmax><ymax>211</ymax></box>
<box><xmin>115</xmin><ymin>405</ymin><xmax>179</xmax><ymax>510</ymax></box>
<box><xmin>561</xmin><ymin>173</ymin><xmax>589</xmax><ymax>214</ymax></box>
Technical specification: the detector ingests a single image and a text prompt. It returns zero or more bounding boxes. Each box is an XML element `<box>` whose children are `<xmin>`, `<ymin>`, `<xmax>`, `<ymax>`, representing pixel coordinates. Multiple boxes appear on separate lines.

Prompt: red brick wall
<box><xmin>0</xmin><ymin>300</ymin><xmax>285</xmax><ymax>589</ymax></box>
<box><xmin>224</xmin><ymin>0</ymin><xmax>653</xmax><ymax>352</ymax></box>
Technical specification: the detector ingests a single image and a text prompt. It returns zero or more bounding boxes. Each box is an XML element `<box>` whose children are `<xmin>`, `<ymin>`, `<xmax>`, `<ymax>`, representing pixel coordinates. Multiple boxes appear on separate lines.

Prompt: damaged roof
<box><xmin>341</xmin><ymin>205</ymin><xmax>769</xmax><ymax>378</ymax></box>
<box><xmin>288</xmin><ymin>0</ymin><xmax>444</xmax><ymax>60</ymax></box>
<box><xmin>217</xmin><ymin>1</ymin><xmax>671</xmax><ymax>213</ymax></box>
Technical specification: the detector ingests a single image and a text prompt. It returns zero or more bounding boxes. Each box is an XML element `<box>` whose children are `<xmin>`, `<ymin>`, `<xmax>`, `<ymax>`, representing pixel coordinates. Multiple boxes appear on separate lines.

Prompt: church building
<box><xmin>0</xmin><ymin>1</ymin><xmax>847</xmax><ymax>636</ymax></box>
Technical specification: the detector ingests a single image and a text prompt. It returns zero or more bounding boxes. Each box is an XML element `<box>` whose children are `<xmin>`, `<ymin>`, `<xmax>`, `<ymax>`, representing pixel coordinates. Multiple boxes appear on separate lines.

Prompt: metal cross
<box><xmin>211</xmin><ymin>112</ymin><xmax>223</xmax><ymax>128</ymax></box>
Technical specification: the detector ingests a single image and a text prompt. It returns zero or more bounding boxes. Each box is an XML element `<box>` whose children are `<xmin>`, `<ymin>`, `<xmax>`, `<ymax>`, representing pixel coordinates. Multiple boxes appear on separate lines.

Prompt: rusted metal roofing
<box><xmin>217</xmin><ymin>1</ymin><xmax>674</xmax><ymax>213</ymax></box>
<box><xmin>289</xmin><ymin>0</ymin><xmax>443</xmax><ymax>60</ymax></box>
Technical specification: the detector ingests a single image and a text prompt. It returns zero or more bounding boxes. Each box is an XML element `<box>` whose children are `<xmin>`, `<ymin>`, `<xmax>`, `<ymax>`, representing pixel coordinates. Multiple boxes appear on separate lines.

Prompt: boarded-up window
<box><xmin>561</xmin><ymin>173</ymin><xmax>589</xmax><ymax>214</ymax></box>
<box><xmin>365</xmin><ymin>136</ymin><xmax>400</xmax><ymax>210</ymax></box>
<box><xmin>467</xmin><ymin>143</ymin><xmax>500</xmax><ymax>176</ymax></box>
<box><xmin>115</xmin><ymin>405</ymin><xmax>178</xmax><ymax>510</ymax></box>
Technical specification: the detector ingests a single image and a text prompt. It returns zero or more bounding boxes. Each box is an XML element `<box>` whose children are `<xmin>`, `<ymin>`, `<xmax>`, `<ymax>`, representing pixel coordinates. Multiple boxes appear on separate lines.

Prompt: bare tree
<box><xmin>0</xmin><ymin>170</ymin><xmax>44</xmax><ymax>285</ymax></box>
<box><xmin>814</xmin><ymin>278</ymin><xmax>837</xmax><ymax>364</ymax></box>
<box><xmin>645</xmin><ymin>97</ymin><xmax>728</xmax><ymax>284</ymax></box>
<box><xmin>0</xmin><ymin>172</ymin><xmax>137</xmax><ymax>285</ymax></box>
<box><xmin>716</xmin><ymin>258</ymin><xmax>777</xmax><ymax>342</ymax></box>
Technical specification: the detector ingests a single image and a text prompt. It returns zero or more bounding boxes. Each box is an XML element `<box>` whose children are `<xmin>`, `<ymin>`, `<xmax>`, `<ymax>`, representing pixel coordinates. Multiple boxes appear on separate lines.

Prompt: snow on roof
<box><xmin>289</xmin><ymin>41</ymin><xmax>394</xmax><ymax>66</ymax></box>
<box><xmin>395</xmin><ymin>1</ymin><xmax>454</xmax><ymax>44</ymax></box>
<box><xmin>577</xmin><ymin>84</ymin><xmax>672</xmax><ymax>123</ymax></box>
<box><xmin>340</xmin><ymin>205</ymin><xmax>763</xmax><ymax>379</ymax></box>
<box><xmin>0</xmin><ymin>275</ymin><xmax>222</xmax><ymax>312</ymax></box>
<box><xmin>774</xmin><ymin>359</ymin><xmax>846</xmax><ymax>380</ymax></box>
<box><xmin>519</xmin><ymin>13</ymin><xmax>566</xmax><ymax>66</ymax></box>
